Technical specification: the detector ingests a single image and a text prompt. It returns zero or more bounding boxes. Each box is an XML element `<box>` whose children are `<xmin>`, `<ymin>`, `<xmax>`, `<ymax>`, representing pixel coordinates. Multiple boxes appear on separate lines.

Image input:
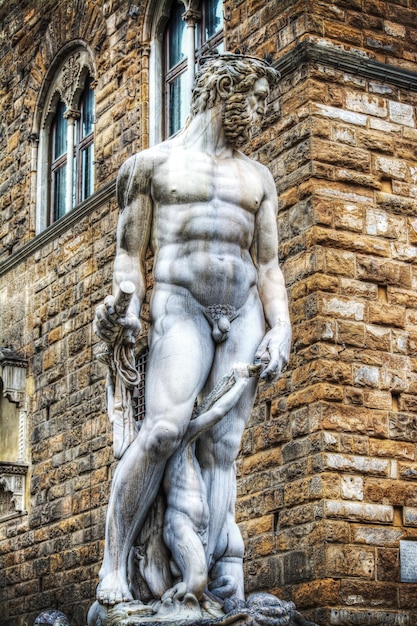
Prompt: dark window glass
<box><xmin>204</xmin><ymin>0</ymin><xmax>222</xmax><ymax>40</ymax></box>
<box><xmin>50</xmin><ymin>100</ymin><xmax>68</xmax><ymax>223</ymax></box>
<box><xmin>53</xmin><ymin>165</ymin><xmax>66</xmax><ymax>221</ymax></box>
<box><xmin>168</xmin><ymin>2</ymin><xmax>186</xmax><ymax>69</ymax></box>
<box><xmin>76</xmin><ymin>76</ymin><xmax>94</xmax><ymax>205</ymax></box>
<box><xmin>169</xmin><ymin>72</ymin><xmax>188</xmax><ymax>136</ymax></box>
<box><xmin>82</xmin><ymin>83</ymin><xmax>94</xmax><ymax>137</ymax></box>
<box><xmin>53</xmin><ymin>101</ymin><xmax>68</xmax><ymax>159</ymax></box>
<box><xmin>81</xmin><ymin>143</ymin><xmax>94</xmax><ymax>201</ymax></box>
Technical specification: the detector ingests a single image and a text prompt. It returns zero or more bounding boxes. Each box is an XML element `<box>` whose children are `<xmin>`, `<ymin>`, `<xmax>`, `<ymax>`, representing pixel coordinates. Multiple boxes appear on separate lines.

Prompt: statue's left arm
<box><xmin>252</xmin><ymin>166</ymin><xmax>291</xmax><ymax>385</ymax></box>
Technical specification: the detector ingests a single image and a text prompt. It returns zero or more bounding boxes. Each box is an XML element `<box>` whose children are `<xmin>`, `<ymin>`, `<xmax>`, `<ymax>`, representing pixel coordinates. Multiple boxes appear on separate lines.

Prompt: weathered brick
<box><xmin>356</xmin><ymin>254</ymin><xmax>412</xmax><ymax>287</ymax></box>
<box><xmin>323</xmin><ymin>500</ymin><xmax>393</xmax><ymax>523</ymax></box>
<box><xmin>323</xmin><ymin>544</ymin><xmax>375</xmax><ymax>578</ymax></box>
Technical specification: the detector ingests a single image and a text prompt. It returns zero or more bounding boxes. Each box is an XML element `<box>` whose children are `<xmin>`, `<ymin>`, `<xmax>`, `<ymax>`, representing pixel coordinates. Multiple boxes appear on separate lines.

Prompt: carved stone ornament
<box><xmin>0</xmin><ymin>347</ymin><xmax>27</xmax><ymax>405</ymax></box>
<box><xmin>0</xmin><ymin>462</ymin><xmax>27</xmax><ymax>518</ymax></box>
<box><xmin>43</xmin><ymin>48</ymin><xmax>95</xmax><ymax>125</ymax></box>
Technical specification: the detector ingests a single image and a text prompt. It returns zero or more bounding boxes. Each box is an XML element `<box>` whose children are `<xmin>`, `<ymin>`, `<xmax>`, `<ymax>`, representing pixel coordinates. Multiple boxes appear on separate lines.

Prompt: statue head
<box><xmin>189</xmin><ymin>54</ymin><xmax>280</xmax><ymax>147</ymax></box>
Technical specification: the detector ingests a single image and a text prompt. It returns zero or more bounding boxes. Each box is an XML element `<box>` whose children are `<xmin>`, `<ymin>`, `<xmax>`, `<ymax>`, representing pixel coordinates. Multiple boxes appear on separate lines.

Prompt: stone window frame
<box><xmin>31</xmin><ymin>41</ymin><xmax>96</xmax><ymax>234</ymax></box>
<box><xmin>0</xmin><ymin>349</ymin><xmax>28</xmax><ymax>521</ymax></box>
<box><xmin>144</xmin><ymin>0</ymin><xmax>224</xmax><ymax>145</ymax></box>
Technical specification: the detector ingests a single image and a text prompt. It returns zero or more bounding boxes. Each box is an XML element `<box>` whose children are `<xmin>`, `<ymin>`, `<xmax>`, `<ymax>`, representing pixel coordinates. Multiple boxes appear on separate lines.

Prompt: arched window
<box><xmin>146</xmin><ymin>0</ymin><xmax>224</xmax><ymax>144</ymax></box>
<box><xmin>33</xmin><ymin>44</ymin><xmax>95</xmax><ymax>233</ymax></box>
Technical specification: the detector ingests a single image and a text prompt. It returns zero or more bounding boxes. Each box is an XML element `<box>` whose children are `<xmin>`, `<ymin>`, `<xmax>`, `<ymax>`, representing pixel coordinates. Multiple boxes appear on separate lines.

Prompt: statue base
<box><xmin>87</xmin><ymin>594</ymin><xmax>320</xmax><ymax>626</ymax></box>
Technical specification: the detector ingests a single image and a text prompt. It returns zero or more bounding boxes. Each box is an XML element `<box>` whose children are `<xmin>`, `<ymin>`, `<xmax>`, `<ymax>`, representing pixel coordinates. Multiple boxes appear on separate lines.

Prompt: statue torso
<box><xmin>149</xmin><ymin>147</ymin><xmax>265</xmax><ymax>308</ymax></box>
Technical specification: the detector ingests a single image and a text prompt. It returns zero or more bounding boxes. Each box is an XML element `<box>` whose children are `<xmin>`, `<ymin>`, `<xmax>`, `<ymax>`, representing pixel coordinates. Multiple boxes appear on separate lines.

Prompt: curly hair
<box><xmin>190</xmin><ymin>54</ymin><xmax>280</xmax><ymax>117</ymax></box>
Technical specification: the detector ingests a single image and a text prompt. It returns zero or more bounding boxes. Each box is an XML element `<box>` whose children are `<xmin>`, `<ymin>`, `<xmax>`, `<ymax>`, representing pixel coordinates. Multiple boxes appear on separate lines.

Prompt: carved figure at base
<box><xmin>91</xmin><ymin>53</ymin><xmax>293</xmax><ymax>624</ymax></box>
<box><xmin>160</xmin><ymin>364</ymin><xmax>260</xmax><ymax>620</ymax></box>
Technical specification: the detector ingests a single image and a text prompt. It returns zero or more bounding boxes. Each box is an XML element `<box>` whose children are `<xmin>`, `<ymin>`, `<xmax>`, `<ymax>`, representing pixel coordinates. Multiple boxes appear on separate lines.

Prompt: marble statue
<box><xmin>89</xmin><ymin>54</ymin><xmax>308</xmax><ymax>626</ymax></box>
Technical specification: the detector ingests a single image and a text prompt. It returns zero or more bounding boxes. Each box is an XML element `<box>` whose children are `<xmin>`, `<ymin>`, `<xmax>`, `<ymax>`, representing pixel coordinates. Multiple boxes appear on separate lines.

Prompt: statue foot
<box><xmin>161</xmin><ymin>581</ymin><xmax>187</xmax><ymax>603</ymax></box>
<box><xmin>97</xmin><ymin>570</ymin><xmax>134</xmax><ymax>605</ymax></box>
<box><xmin>157</xmin><ymin>584</ymin><xmax>202</xmax><ymax>620</ymax></box>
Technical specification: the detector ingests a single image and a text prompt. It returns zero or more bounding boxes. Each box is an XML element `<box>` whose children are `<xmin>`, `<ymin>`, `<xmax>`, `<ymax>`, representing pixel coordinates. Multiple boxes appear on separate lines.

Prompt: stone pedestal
<box><xmin>87</xmin><ymin>594</ymin><xmax>320</xmax><ymax>626</ymax></box>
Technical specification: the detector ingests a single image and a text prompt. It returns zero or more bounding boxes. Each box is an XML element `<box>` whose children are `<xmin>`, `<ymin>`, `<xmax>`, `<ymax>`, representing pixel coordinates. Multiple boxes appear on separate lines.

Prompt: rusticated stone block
<box><xmin>340</xmin><ymin>579</ymin><xmax>398</xmax><ymax>609</ymax></box>
<box><xmin>368</xmin><ymin>302</ymin><xmax>406</xmax><ymax>328</ymax></box>
<box><xmin>252</xmin><ymin>416</ymin><xmax>291</xmax><ymax>450</ymax></box>
<box><xmin>376</xmin><ymin>191</ymin><xmax>417</xmax><ymax>217</ymax></box>
<box><xmin>282</xmin><ymin>549</ymin><xmax>314</xmax><ymax>584</ymax></box>
<box><xmin>323</xmin><ymin>499</ymin><xmax>393</xmax><ymax>523</ymax></box>
<box><xmin>317</xmin><ymin>453</ymin><xmax>390</xmax><ymax>476</ymax></box>
<box><xmin>364</xmin><ymin>478</ymin><xmax>417</xmax><ymax>507</ymax></box>
<box><xmin>389</xmin><ymin>413</ymin><xmax>417</xmax><ymax>442</ymax></box>
<box><xmin>356</xmin><ymin>254</ymin><xmax>412</xmax><ymax>287</ymax></box>
<box><xmin>292</xmin><ymin>578</ymin><xmax>340</xmax><ymax>609</ymax></box>
<box><xmin>351</xmin><ymin>525</ymin><xmax>405</xmax><ymax>547</ymax></box>
<box><xmin>287</xmin><ymin>384</ymin><xmax>344</xmax><ymax>410</ymax></box>
<box><xmin>399</xmin><ymin>585</ymin><xmax>417</xmax><ymax>609</ymax></box>
<box><xmin>241</xmin><ymin>447</ymin><xmax>281</xmax><ymax>475</ymax></box>
<box><xmin>377</xmin><ymin>547</ymin><xmax>400</xmax><ymax>582</ymax></box>
<box><xmin>337</xmin><ymin>320</ymin><xmax>365</xmax><ymax>347</ymax></box>
<box><xmin>284</xmin><ymin>474</ymin><xmax>340</xmax><ymax>507</ymax></box>
<box><xmin>403</xmin><ymin>507</ymin><xmax>417</xmax><ymax>527</ymax></box>
<box><xmin>341</xmin><ymin>475</ymin><xmax>363</xmax><ymax>501</ymax></box>
<box><xmin>369</xmin><ymin>439</ymin><xmax>415</xmax><ymax>461</ymax></box>
<box><xmin>292</xmin><ymin>359</ymin><xmax>352</xmax><ymax>389</ymax></box>
<box><xmin>323</xmin><ymin>544</ymin><xmax>375</xmax><ymax>578</ymax></box>
<box><xmin>278</xmin><ymin>503</ymin><xmax>317</xmax><ymax>528</ymax></box>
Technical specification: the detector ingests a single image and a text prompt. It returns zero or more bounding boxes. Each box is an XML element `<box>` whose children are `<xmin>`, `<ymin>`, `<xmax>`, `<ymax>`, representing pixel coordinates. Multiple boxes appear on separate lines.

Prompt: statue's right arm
<box><xmin>94</xmin><ymin>153</ymin><xmax>153</xmax><ymax>346</ymax></box>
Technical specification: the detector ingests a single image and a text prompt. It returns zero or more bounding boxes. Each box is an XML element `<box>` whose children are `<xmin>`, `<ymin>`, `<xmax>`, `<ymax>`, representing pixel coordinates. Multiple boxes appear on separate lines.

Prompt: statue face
<box><xmin>246</xmin><ymin>77</ymin><xmax>270</xmax><ymax>125</ymax></box>
<box><xmin>222</xmin><ymin>76</ymin><xmax>270</xmax><ymax>148</ymax></box>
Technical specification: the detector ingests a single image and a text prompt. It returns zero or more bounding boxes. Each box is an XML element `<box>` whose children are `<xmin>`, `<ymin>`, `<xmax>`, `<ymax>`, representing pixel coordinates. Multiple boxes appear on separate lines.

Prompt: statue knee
<box><xmin>145</xmin><ymin>421</ymin><xmax>182</xmax><ymax>460</ymax></box>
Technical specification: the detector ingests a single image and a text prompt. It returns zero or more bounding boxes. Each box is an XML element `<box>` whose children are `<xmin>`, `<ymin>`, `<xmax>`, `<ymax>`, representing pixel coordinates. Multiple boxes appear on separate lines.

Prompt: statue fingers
<box><xmin>260</xmin><ymin>358</ymin><xmax>279</xmax><ymax>384</ymax></box>
<box><xmin>103</xmin><ymin>294</ymin><xmax>116</xmax><ymax>313</ymax></box>
<box><xmin>93</xmin><ymin>318</ymin><xmax>119</xmax><ymax>343</ymax></box>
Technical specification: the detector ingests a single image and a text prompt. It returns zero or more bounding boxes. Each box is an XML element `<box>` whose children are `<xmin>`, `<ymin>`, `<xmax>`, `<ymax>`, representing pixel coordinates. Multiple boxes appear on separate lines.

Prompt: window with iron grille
<box><xmin>132</xmin><ymin>348</ymin><xmax>148</xmax><ymax>425</ymax></box>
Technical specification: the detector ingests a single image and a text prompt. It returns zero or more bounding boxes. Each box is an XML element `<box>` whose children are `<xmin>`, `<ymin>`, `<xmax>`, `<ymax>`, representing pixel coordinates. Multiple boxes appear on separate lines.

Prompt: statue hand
<box><xmin>254</xmin><ymin>322</ymin><xmax>291</xmax><ymax>386</ymax></box>
<box><xmin>93</xmin><ymin>295</ymin><xmax>141</xmax><ymax>347</ymax></box>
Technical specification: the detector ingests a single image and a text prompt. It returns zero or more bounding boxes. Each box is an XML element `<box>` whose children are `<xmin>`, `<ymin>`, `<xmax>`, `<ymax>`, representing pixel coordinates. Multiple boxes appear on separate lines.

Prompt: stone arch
<box><xmin>32</xmin><ymin>40</ymin><xmax>96</xmax><ymax>136</ymax></box>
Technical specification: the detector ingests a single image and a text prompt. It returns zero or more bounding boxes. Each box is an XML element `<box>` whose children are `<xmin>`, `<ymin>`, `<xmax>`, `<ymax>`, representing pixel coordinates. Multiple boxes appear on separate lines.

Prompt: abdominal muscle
<box><xmin>154</xmin><ymin>244</ymin><xmax>257</xmax><ymax>309</ymax></box>
<box><xmin>152</xmin><ymin>200</ymin><xmax>258</xmax><ymax>309</ymax></box>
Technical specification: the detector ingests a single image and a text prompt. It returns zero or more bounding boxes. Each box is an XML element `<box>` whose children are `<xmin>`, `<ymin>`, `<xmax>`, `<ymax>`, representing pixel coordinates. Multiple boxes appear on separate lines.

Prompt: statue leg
<box><xmin>208</xmin><ymin>506</ymin><xmax>245</xmax><ymax>603</ymax></box>
<box><xmin>197</xmin><ymin>291</ymin><xmax>264</xmax><ymax>600</ymax></box>
<box><xmin>97</xmin><ymin>294</ymin><xmax>214</xmax><ymax>605</ymax></box>
<box><xmin>163</xmin><ymin>509</ymin><xmax>208</xmax><ymax>602</ymax></box>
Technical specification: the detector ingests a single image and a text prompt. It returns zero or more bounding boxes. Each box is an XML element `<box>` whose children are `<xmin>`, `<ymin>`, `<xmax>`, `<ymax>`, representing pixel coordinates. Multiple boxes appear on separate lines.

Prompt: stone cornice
<box><xmin>0</xmin><ymin>461</ymin><xmax>28</xmax><ymax>475</ymax></box>
<box><xmin>0</xmin><ymin>178</ymin><xmax>116</xmax><ymax>277</ymax></box>
<box><xmin>274</xmin><ymin>41</ymin><xmax>417</xmax><ymax>91</ymax></box>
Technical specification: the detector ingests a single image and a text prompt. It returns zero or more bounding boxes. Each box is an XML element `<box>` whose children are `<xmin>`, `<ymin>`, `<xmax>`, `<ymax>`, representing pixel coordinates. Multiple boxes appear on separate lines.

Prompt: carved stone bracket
<box><xmin>0</xmin><ymin>462</ymin><xmax>28</xmax><ymax>518</ymax></box>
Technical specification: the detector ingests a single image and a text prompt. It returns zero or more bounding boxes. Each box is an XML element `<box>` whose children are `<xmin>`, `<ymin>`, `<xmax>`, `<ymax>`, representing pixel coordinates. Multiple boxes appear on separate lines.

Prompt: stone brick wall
<box><xmin>0</xmin><ymin>1</ymin><xmax>417</xmax><ymax>625</ymax></box>
<box><xmin>233</xmin><ymin>1</ymin><xmax>417</xmax><ymax>624</ymax></box>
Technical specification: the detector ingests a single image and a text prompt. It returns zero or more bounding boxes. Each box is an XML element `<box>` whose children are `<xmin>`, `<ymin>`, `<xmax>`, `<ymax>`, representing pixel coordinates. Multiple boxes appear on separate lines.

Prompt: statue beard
<box><xmin>222</xmin><ymin>92</ymin><xmax>260</xmax><ymax>148</ymax></box>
